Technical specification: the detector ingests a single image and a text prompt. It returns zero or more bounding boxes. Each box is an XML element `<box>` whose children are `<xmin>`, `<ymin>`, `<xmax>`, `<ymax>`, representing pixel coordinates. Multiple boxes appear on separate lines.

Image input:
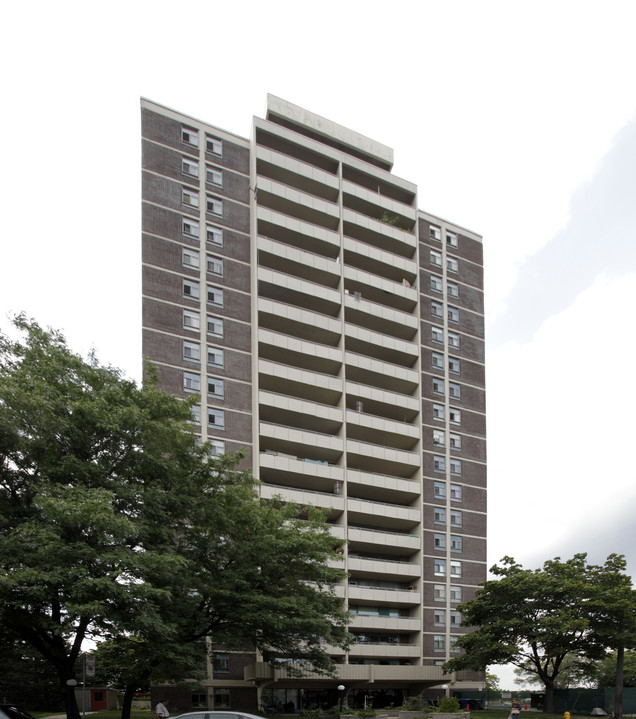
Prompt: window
<box><xmin>449</xmin><ymin>407</ymin><xmax>461</xmax><ymax>424</ymax></box>
<box><xmin>190</xmin><ymin>405</ymin><xmax>201</xmax><ymax>424</ymax></box>
<box><xmin>433</xmin><ymin>403</ymin><xmax>445</xmax><ymax>420</ymax></box>
<box><xmin>207</xmin><ymin>286</ymin><xmax>224</xmax><ymax>306</ymax></box>
<box><xmin>446</xmin><ymin>231</ymin><xmax>458</xmax><ymax>247</ymax></box>
<box><xmin>183</xmin><ymin>309</ymin><xmax>200</xmax><ymax>330</ymax></box>
<box><xmin>448</xmin><ymin>332</ymin><xmax>460</xmax><ymax>348</ymax></box>
<box><xmin>433</xmin><ymin>429</ymin><xmax>445</xmax><ymax>447</ymax></box>
<box><xmin>182</xmin><ymin>157</ymin><xmax>199</xmax><ymax>177</ymax></box>
<box><xmin>213</xmin><ymin>689</ymin><xmax>230</xmax><ymax>709</ymax></box>
<box><xmin>431</xmin><ymin>301</ymin><xmax>443</xmax><ymax>318</ymax></box>
<box><xmin>208</xmin><ymin>377</ymin><xmax>224</xmax><ymax>398</ymax></box>
<box><xmin>208</xmin><ymin>347</ymin><xmax>224</xmax><ymax>368</ymax></box>
<box><xmin>429</xmin><ymin>225</ymin><xmax>441</xmax><ymax>241</ymax></box>
<box><xmin>210</xmin><ymin>439</ymin><xmax>225</xmax><ymax>456</ymax></box>
<box><xmin>450</xmin><ymin>560</ymin><xmax>462</xmax><ymax>577</ymax></box>
<box><xmin>450</xmin><ymin>585</ymin><xmax>462</xmax><ymax>603</ymax></box>
<box><xmin>182</xmin><ymin>126</ymin><xmax>199</xmax><ymax>146</ymax></box>
<box><xmin>447</xmin><ymin>281</ymin><xmax>459</xmax><ymax>298</ymax></box>
<box><xmin>449</xmin><ymin>358</ymin><xmax>460</xmax><ymax>375</ymax></box>
<box><xmin>434</xmin><ymin>507</ymin><xmax>446</xmax><ymax>524</ymax></box>
<box><xmin>448</xmin><ymin>306</ymin><xmax>459</xmax><ymax>323</ymax></box>
<box><xmin>434</xmin><ymin>609</ymin><xmax>446</xmax><ymax>625</ymax></box>
<box><xmin>434</xmin><ymin>456</ymin><xmax>445</xmax><ymax>473</ymax></box>
<box><xmin>432</xmin><ymin>352</ymin><xmax>444</xmax><ymax>370</ymax></box>
<box><xmin>183</xmin><ymin>248</ymin><xmax>200</xmax><ymax>269</ymax></box>
<box><xmin>191</xmin><ymin>692</ymin><xmax>207</xmax><ymax>709</ymax></box>
<box><xmin>433</xmin><ymin>377</ymin><xmax>444</xmax><ymax>395</ymax></box>
<box><xmin>434</xmin><ymin>559</ymin><xmax>446</xmax><ymax>576</ymax></box>
<box><xmin>207</xmin><ymin>136</ymin><xmax>222</xmax><ymax>155</ymax></box>
<box><xmin>183</xmin><ymin>186</ymin><xmax>199</xmax><ymax>208</ymax></box>
<box><xmin>206</xmin><ymin>166</ymin><xmax>223</xmax><ymax>186</ymax></box>
<box><xmin>434</xmin><ymin>481</ymin><xmax>446</xmax><ymax>498</ymax></box>
<box><xmin>450</xmin><ymin>635</ymin><xmax>460</xmax><ymax>652</ymax></box>
<box><xmin>207</xmin><ymin>315</ymin><xmax>224</xmax><ymax>336</ymax></box>
<box><xmin>434</xmin><ymin>635</ymin><xmax>446</xmax><ymax>651</ymax></box>
<box><xmin>450</xmin><ymin>510</ymin><xmax>462</xmax><ymax>527</ymax></box>
<box><xmin>208</xmin><ymin>408</ymin><xmax>225</xmax><ymax>429</ymax></box>
<box><xmin>447</xmin><ymin>256</ymin><xmax>459</xmax><ymax>273</ymax></box>
<box><xmin>207</xmin><ymin>225</ymin><xmax>223</xmax><ymax>246</ymax></box>
<box><xmin>451</xmin><ymin>535</ymin><xmax>462</xmax><ymax>552</ymax></box>
<box><xmin>431</xmin><ymin>275</ymin><xmax>443</xmax><ymax>293</ymax></box>
<box><xmin>450</xmin><ymin>459</ymin><xmax>462</xmax><ymax>476</ymax></box>
<box><xmin>434</xmin><ymin>584</ymin><xmax>446</xmax><ymax>601</ymax></box>
<box><xmin>432</xmin><ymin>326</ymin><xmax>444</xmax><ymax>344</ymax></box>
<box><xmin>450</xmin><ymin>433</ymin><xmax>462</xmax><ymax>450</ymax></box>
<box><xmin>430</xmin><ymin>250</ymin><xmax>442</xmax><ymax>267</ymax></box>
<box><xmin>184</xmin><ymin>340</ymin><xmax>200</xmax><ymax>361</ymax></box>
<box><xmin>434</xmin><ymin>533</ymin><xmax>446</xmax><ymax>550</ymax></box>
<box><xmin>184</xmin><ymin>371</ymin><xmax>200</xmax><ymax>392</ymax></box>
<box><xmin>450</xmin><ymin>484</ymin><xmax>462</xmax><ymax>501</ymax></box>
<box><xmin>450</xmin><ymin>610</ymin><xmax>461</xmax><ymax>626</ymax></box>
<box><xmin>207</xmin><ymin>196</ymin><xmax>223</xmax><ymax>216</ymax></box>
<box><xmin>183</xmin><ymin>279</ymin><xmax>200</xmax><ymax>299</ymax></box>
<box><xmin>207</xmin><ymin>255</ymin><xmax>224</xmax><ymax>276</ymax></box>
<box><xmin>449</xmin><ymin>383</ymin><xmax>461</xmax><ymax>400</ymax></box>
<box><xmin>183</xmin><ymin>217</ymin><xmax>200</xmax><ymax>238</ymax></box>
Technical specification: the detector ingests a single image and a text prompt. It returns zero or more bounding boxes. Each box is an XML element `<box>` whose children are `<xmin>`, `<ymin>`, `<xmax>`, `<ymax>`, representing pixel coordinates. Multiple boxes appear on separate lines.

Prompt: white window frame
<box><xmin>207</xmin><ymin>315</ymin><xmax>224</xmax><ymax>337</ymax></box>
<box><xmin>449</xmin><ymin>407</ymin><xmax>461</xmax><ymax>424</ymax></box>
<box><xmin>208</xmin><ymin>377</ymin><xmax>224</xmax><ymax>399</ymax></box>
<box><xmin>450</xmin><ymin>510</ymin><xmax>462</xmax><ymax>527</ymax></box>
<box><xmin>450</xmin><ymin>459</ymin><xmax>462</xmax><ymax>476</ymax></box>
<box><xmin>206</xmin><ymin>166</ymin><xmax>223</xmax><ymax>186</ymax></box>
<box><xmin>434</xmin><ymin>635</ymin><xmax>446</xmax><ymax>651</ymax></box>
<box><xmin>448</xmin><ymin>332</ymin><xmax>460</xmax><ymax>348</ymax></box>
<box><xmin>206</xmin><ymin>136</ymin><xmax>222</xmax><ymax>155</ymax></box>
<box><xmin>434</xmin><ymin>559</ymin><xmax>446</xmax><ymax>576</ymax></box>
<box><xmin>182</xmin><ymin>157</ymin><xmax>199</xmax><ymax>177</ymax></box>
<box><xmin>450</xmin><ymin>433</ymin><xmax>462</xmax><ymax>450</ymax></box>
<box><xmin>429</xmin><ymin>225</ymin><xmax>442</xmax><ymax>241</ymax></box>
<box><xmin>206</xmin><ymin>225</ymin><xmax>223</xmax><ymax>246</ymax></box>
<box><xmin>448</xmin><ymin>306</ymin><xmax>459</xmax><ymax>323</ymax></box>
<box><xmin>208</xmin><ymin>408</ymin><xmax>225</xmax><ymax>430</ymax></box>
<box><xmin>449</xmin><ymin>382</ymin><xmax>461</xmax><ymax>399</ymax></box>
<box><xmin>207</xmin><ymin>347</ymin><xmax>224</xmax><ymax>368</ymax></box>
<box><xmin>447</xmin><ymin>256</ymin><xmax>459</xmax><ymax>273</ymax></box>
<box><xmin>431</xmin><ymin>275</ymin><xmax>443</xmax><ymax>293</ymax></box>
<box><xmin>434</xmin><ymin>584</ymin><xmax>446</xmax><ymax>601</ymax></box>
<box><xmin>183</xmin><ymin>217</ymin><xmax>200</xmax><ymax>238</ymax></box>
<box><xmin>190</xmin><ymin>405</ymin><xmax>201</xmax><ymax>424</ymax></box>
<box><xmin>210</xmin><ymin>439</ymin><xmax>225</xmax><ymax>456</ymax></box>
<box><xmin>431</xmin><ymin>301</ymin><xmax>443</xmax><ymax>318</ymax></box>
<box><xmin>207</xmin><ymin>285</ymin><xmax>224</xmax><ymax>307</ymax></box>
<box><xmin>183</xmin><ymin>310</ymin><xmax>200</xmax><ymax>330</ymax></box>
<box><xmin>434</xmin><ymin>481</ymin><xmax>446</xmax><ymax>498</ymax></box>
<box><xmin>183</xmin><ymin>371</ymin><xmax>201</xmax><ymax>392</ymax></box>
<box><xmin>207</xmin><ymin>196</ymin><xmax>223</xmax><ymax>216</ymax></box>
<box><xmin>182</xmin><ymin>126</ymin><xmax>199</xmax><ymax>147</ymax></box>
<box><xmin>450</xmin><ymin>484</ymin><xmax>462</xmax><ymax>501</ymax></box>
<box><xmin>182</xmin><ymin>248</ymin><xmax>200</xmax><ymax>269</ymax></box>
<box><xmin>207</xmin><ymin>255</ymin><xmax>224</xmax><ymax>277</ymax></box>
<box><xmin>449</xmin><ymin>358</ymin><xmax>460</xmax><ymax>375</ymax></box>
<box><xmin>434</xmin><ymin>533</ymin><xmax>446</xmax><ymax>550</ymax></box>
<box><xmin>446</xmin><ymin>231</ymin><xmax>458</xmax><ymax>247</ymax></box>
<box><xmin>433</xmin><ymin>377</ymin><xmax>444</xmax><ymax>395</ymax></box>
<box><xmin>450</xmin><ymin>560</ymin><xmax>462</xmax><ymax>577</ymax></box>
<box><xmin>451</xmin><ymin>535</ymin><xmax>462</xmax><ymax>552</ymax></box>
<box><xmin>432</xmin><ymin>352</ymin><xmax>444</xmax><ymax>369</ymax></box>
<box><xmin>432</xmin><ymin>326</ymin><xmax>444</xmax><ymax>344</ymax></box>
<box><xmin>450</xmin><ymin>610</ymin><xmax>462</xmax><ymax>626</ymax></box>
<box><xmin>433</xmin><ymin>403</ymin><xmax>445</xmax><ymax>420</ymax></box>
<box><xmin>433</xmin><ymin>429</ymin><xmax>445</xmax><ymax>447</ymax></box>
<box><xmin>430</xmin><ymin>249</ymin><xmax>442</xmax><ymax>267</ymax></box>
<box><xmin>183</xmin><ymin>187</ymin><xmax>199</xmax><ymax>208</ymax></box>
<box><xmin>183</xmin><ymin>341</ymin><xmax>200</xmax><ymax>362</ymax></box>
<box><xmin>434</xmin><ymin>455</ymin><xmax>446</xmax><ymax>473</ymax></box>
<box><xmin>450</xmin><ymin>585</ymin><xmax>462</xmax><ymax>603</ymax></box>
<box><xmin>183</xmin><ymin>279</ymin><xmax>200</xmax><ymax>300</ymax></box>
<box><xmin>447</xmin><ymin>281</ymin><xmax>459</xmax><ymax>298</ymax></box>
<box><xmin>434</xmin><ymin>608</ymin><xmax>446</xmax><ymax>625</ymax></box>
<box><xmin>434</xmin><ymin>507</ymin><xmax>446</xmax><ymax>524</ymax></box>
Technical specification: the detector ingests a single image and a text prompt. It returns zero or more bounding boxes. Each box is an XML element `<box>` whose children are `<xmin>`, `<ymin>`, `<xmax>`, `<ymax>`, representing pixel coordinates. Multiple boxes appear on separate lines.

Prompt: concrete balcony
<box><xmin>347</xmin><ymin>468</ymin><xmax>421</xmax><ymax>504</ymax></box>
<box><xmin>348</xmin><ymin>585</ymin><xmax>421</xmax><ymax>607</ymax></box>
<box><xmin>345</xmin><ymin>351</ymin><xmax>419</xmax><ymax>395</ymax></box>
<box><xmin>260</xmin><ymin>482</ymin><xmax>345</xmax><ymax>515</ymax></box>
<box><xmin>259</xmin><ymin>450</ymin><xmax>344</xmax><ymax>489</ymax></box>
<box><xmin>345</xmin><ymin>381</ymin><xmax>419</xmax><ymax>423</ymax></box>
<box><xmin>347</xmin><ymin>526</ymin><xmax>420</xmax><ymax>554</ymax></box>
<box><xmin>343</xmin><ymin>236</ymin><xmax>417</xmax><ymax>285</ymax></box>
<box><xmin>346</xmin><ymin>497</ymin><xmax>421</xmax><ymax>531</ymax></box>
<box><xmin>349</xmin><ymin>615</ymin><xmax>421</xmax><ymax>633</ymax></box>
<box><xmin>344</xmin><ymin>323</ymin><xmax>419</xmax><ymax>369</ymax></box>
<box><xmin>258</xmin><ymin>297</ymin><xmax>342</xmax><ymax>346</ymax></box>
<box><xmin>259</xmin><ymin>327</ymin><xmax>343</xmax><ymax>376</ymax></box>
<box><xmin>342</xmin><ymin>179</ymin><xmax>417</xmax><ymax>231</ymax></box>
<box><xmin>346</xmin><ymin>439</ymin><xmax>420</xmax><ymax>478</ymax></box>
<box><xmin>257</xmin><ymin>206</ymin><xmax>340</xmax><ymax>259</ymax></box>
<box><xmin>342</xmin><ymin>208</ymin><xmax>417</xmax><ymax>259</ymax></box>
<box><xmin>260</xmin><ymin>421</ymin><xmax>344</xmax><ymax>464</ymax></box>
<box><xmin>345</xmin><ymin>410</ymin><xmax>419</xmax><ymax>452</ymax></box>
<box><xmin>348</xmin><ymin>556</ymin><xmax>422</xmax><ymax>581</ymax></box>
<box><xmin>257</xmin><ymin>177</ymin><xmax>340</xmax><ymax>231</ymax></box>
<box><xmin>344</xmin><ymin>294</ymin><xmax>418</xmax><ymax>341</ymax></box>
<box><xmin>259</xmin><ymin>266</ymin><xmax>342</xmax><ymax>316</ymax></box>
<box><xmin>343</xmin><ymin>264</ymin><xmax>417</xmax><ymax>313</ymax></box>
<box><xmin>258</xmin><ymin>358</ymin><xmax>342</xmax><ymax>405</ymax></box>
<box><xmin>259</xmin><ymin>390</ymin><xmax>343</xmax><ymax>436</ymax></box>
<box><xmin>258</xmin><ymin>236</ymin><xmax>341</xmax><ymax>288</ymax></box>
<box><xmin>348</xmin><ymin>643</ymin><xmax>421</xmax><ymax>658</ymax></box>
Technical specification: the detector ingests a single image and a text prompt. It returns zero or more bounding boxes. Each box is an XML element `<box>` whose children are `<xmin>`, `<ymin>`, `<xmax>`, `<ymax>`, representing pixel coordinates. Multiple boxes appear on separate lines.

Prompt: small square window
<box><xmin>432</xmin><ymin>326</ymin><xmax>444</xmax><ymax>344</ymax></box>
<box><xmin>430</xmin><ymin>250</ymin><xmax>442</xmax><ymax>267</ymax></box>
<box><xmin>450</xmin><ymin>510</ymin><xmax>462</xmax><ymax>527</ymax></box>
<box><xmin>448</xmin><ymin>306</ymin><xmax>459</xmax><ymax>323</ymax></box>
<box><xmin>434</xmin><ymin>584</ymin><xmax>446</xmax><ymax>601</ymax></box>
<box><xmin>450</xmin><ymin>585</ymin><xmax>462</xmax><ymax>602</ymax></box>
<box><xmin>206</xmin><ymin>166</ymin><xmax>223</xmax><ymax>186</ymax></box>
<box><xmin>208</xmin><ymin>408</ymin><xmax>225</xmax><ymax>429</ymax></box>
<box><xmin>450</xmin><ymin>610</ymin><xmax>461</xmax><ymax>626</ymax></box>
<box><xmin>434</xmin><ymin>481</ymin><xmax>446</xmax><ymax>498</ymax></box>
<box><xmin>214</xmin><ymin>652</ymin><xmax>229</xmax><ymax>672</ymax></box>
<box><xmin>434</xmin><ymin>507</ymin><xmax>446</xmax><ymax>524</ymax></box>
<box><xmin>433</xmin><ymin>377</ymin><xmax>444</xmax><ymax>395</ymax></box>
<box><xmin>183</xmin><ymin>248</ymin><xmax>200</xmax><ymax>269</ymax></box>
<box><xmin>183</xmin><ymin>187</ymin><xmax>199</xmax><ymax>208</ymax></box>
<box><xmin>207</xmin><ymin>315</ymin><xmax>224</xmax><ymax>337</ymax></box>
<box><xmin>447</xmin><ymin>256</ymin><xmax>459</xmax><ymax>273</ymax></box>
<box><xmin>449</xmin><ymin>358</ymin><xmax>460</xmax><ymax>375</ymax></box>
<box><xmin>207</xmin><ymin>136</ymin><xmax>223</xmax><ymax>155</ymax></box>
<box><xmin>183</xmin><ymin>217</ymin><xmax>200</xmax><ymax>238</ymax></box>
<box><xmin>208</xmin><ymin>348</ymin><xmax>224</xmax><ymax>368</ymax></box>
<box><xmin>434</xmin><ymin>559</ymin><xmax>446</xmax><ymax>576</ymax></box>
<box><xmin>182</xmin><ymin>157</ymin><xmax>199</xmax><ymax>177</ymax></box>
<box><xmin>207</xmin><ymin>286</ymin><xmax>224</xmax><ymax>307</ymax></box>
<box><xmin>449</xmin><ymin>382</ymin><xmax>461</xmax><ymax>399</ymax></box>
<box><xmin>434</xmin><ymin>608</ymin><xmax>446</xmax><ymax>625</ymax></box>
<box><xmin>183</xmin><ymin>279</ymin><xmax>200</xmax><ymax>299</ymax></box>
<box><xmin>450</xmin><ymin>484</ymin><xmax>462</xmax><ymax>501</ymax></box>
<box><xmin>207</xmin><ymin>225</ymin><xmax>223</xmax><ymax>246</ymax></box>
<box><xmin>183</xmin><ymin>310</ymin><xmax>200</xmax><ymax>330</ymax></box>
<box><xmin>449</xmin><ymin>407</ymin><xmax>461</xmax><ymax>424</ymax></box>
<box><xmin>433</xmin><ymin>429</ymin><xmax>445</xmax><ymax>447</ymax></box>
<box><xmin>450</xmin><ymin>459</ymin><xmax>462</xmax><ymax>476</ymax></box>
<box><xmin>431</xmin><ymin>275</ymin><xmax>443</xmax><ymax>293</ymax></box>
<box><xmin>213</xmin><ymin>688</ymin><xmax>230</xmax><ymax>709</ymax></box>
<box><xmin>183</xmin><ymin>371</ymin><xmax>201</xmax><ymax>392</ymax></box>
<box><xmin>183</xmin><ymin>340</ymin><xmax>200</xmax><ymax>362</ymax></box>
<box><xmin>432</xmin><ymin>352</ymin><xmax>444</xmax><ymax>370</ymax></box>
<box><xmin>449</xmin><ymin>434</ymin><xmax>461</xmax><ymax>450</ymax></box>
<box><xmin>208</xmin><ymin>377</ymin><xmax>224</xmax><ymax>399</ymax></box>
<box><xmin>191</xmin><ymin>692</ymin><xmax>207</xmax><ymax>709</ymax></box>
<box><xmin>446</xmin><ymin>231</ymin><xmax>458</xmax><ymax>247</ymax></box>
<box><xmin>207</xmin><ymin>196</ymin><xmax>223</xmax><ymax>216</ymax></box>
<box><xmin>182</xmin><ymin>126</ymin><xmax>199</xmax><ymax>147</ymax></box>
<box><xmin>450</xmin><ymin>560</ymin><xmax>462</xmax><ymax>577</ymax></box>
<box><xmin>447</xmin><ymin>281</ymin><xmax>459</xmax><ymax>298</ymax></box>
<box><xmin>207</xmin><ymin>255</ymin><xmax>224</xmax><ymax>277</ymax></box>
<box><xmin>433</xmin><ymin>403</ymin><xmax>445</xmax><ymax>420</ymax></box>
<box><xmin>431</xmin><ymin>301</ymin><xmax>443</xmax><ymax>318</ymax></box>
<box><xmin>448</xmin><ymin>332</ymin><xmax>460</xmax><ymax>349</ymax></box>
<box><xmin>434</xmin><ymin>533</ymin><xmax>446</xmax><ymax>550</ymax></box>
<box><xmin>429</xmin><ymin>225</ymin><xmax>441</xmax><ymax>241</ymax></box>
<box><xmin>434</xmin><ymin>455</ymin><xmax>445</xmax><ymax>473</ymax></box>
<box><xmin>451</xmin><ymin>535</ymin><xmax>462</xmax><ymax>552</ymax></box>
<box><xmin>210</xmin><ymin>439</ymin><xmax>225</xmax><ymax>456</ymax></box>
<box><xmin>434</xmin><ymin>635</ymin><xmax>445</xmax><ymax>651</ymax></box>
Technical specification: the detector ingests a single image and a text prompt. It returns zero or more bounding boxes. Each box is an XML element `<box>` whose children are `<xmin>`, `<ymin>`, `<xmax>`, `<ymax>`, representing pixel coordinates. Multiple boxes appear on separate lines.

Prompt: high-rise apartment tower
<box><xmin>142</xmin><ymin>96</ymin><xmax>487</xmax><ymax>712</ymax></box>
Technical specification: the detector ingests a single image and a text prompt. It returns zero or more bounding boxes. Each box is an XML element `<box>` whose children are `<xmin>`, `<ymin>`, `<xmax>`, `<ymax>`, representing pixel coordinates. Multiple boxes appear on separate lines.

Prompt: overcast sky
<box><xmin>2</xmin><ymin>0</ymin><xmax>636</xmax><ymax>689</ymax></box>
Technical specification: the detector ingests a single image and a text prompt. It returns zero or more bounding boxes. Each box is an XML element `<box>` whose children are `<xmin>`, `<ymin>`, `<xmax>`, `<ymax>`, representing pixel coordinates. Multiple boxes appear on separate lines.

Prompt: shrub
<box><xmin>436</xmin><ymin>697</ymin><xmax>461</xmax><ymax>713</ymax></box>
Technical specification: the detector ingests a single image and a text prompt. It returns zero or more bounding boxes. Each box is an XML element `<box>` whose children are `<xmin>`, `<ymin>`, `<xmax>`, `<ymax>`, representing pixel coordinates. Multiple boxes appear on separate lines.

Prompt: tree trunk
<box><xmin>121</xmin><ymin>684</ymin><xmax>136</xmax><ymax>719</ymax></box>
<box><xmin>63</xmin><ymin>682</ymin><xmax>81</xmax><ymax>719</ymax></box>
<box><xmin>615</xmin><ymin>646</ymin><xmax>624</xmax><ymax>719</ymax></box>
<box><xmin>544</xmin><ymin>682</ymin><xmax>554</xmax><ymax>714</ymax></box>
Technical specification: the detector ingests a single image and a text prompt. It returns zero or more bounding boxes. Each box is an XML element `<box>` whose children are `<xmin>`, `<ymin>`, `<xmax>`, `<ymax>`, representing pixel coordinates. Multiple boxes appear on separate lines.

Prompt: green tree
<box><xmin>444</xmin><ymin>554</ymin><xmax>634</xmax><ymax>713</ymax></box>
<box><xmin>0</xmin><ymin>317</ymin><xmax>351</xmax><ymax>719</ymax></box>
<box><xmin>592</xmin><ymin>651</ymin><xmax>636</xmax><ymax>688</ymax></box>
<box><xmin>513</xmin><ymin>654</ymin><xmax>597</xmax><ymax>688</ymax></box>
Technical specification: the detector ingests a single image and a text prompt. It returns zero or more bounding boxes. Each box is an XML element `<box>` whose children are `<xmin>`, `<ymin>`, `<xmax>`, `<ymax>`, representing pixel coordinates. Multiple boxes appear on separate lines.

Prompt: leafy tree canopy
<box><xmin>0</xmin><ymin>317</ymin><xmax>351</xmax><ymax>719</ymax></box>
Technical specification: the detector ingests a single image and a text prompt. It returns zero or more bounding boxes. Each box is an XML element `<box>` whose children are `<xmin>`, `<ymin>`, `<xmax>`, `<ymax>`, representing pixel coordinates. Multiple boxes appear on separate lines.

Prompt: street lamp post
<box><xmin>337</xmin><ymin>685</ymin><xmax>345</xmax><ymax>712</ymax></box>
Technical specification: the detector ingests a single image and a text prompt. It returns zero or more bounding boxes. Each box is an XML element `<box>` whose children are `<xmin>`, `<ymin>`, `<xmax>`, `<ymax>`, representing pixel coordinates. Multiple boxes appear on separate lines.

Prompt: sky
<box><xmin>2</xmin><ymin>0</ymin><xmax>636</xmax><ymax>690</ymax></box>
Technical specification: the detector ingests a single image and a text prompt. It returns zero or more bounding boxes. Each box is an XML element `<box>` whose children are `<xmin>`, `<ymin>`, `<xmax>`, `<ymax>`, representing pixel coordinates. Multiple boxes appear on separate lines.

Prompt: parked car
<box><xmin>174</xmin><ymin>712</ymin><xmax>264</xmax><ymax>719</ymax></box>
<box><xmin>0</xmin><ymin>706</ymin><xmax>37</xmax><ymax>719</ymax></box>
